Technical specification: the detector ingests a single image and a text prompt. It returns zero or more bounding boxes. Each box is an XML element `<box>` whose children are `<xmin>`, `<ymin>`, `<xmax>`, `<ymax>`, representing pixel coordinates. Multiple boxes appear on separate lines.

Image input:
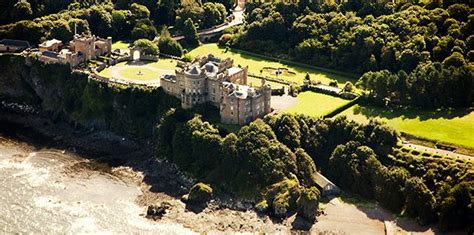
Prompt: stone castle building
<box><xmin>161</xmin><ymin>54</ymin><xmax>272</xmax><ymax>125</ymax></box>
<box><xmin>37</xmin><ymin>33</ymin><xmax>112</xmax><ymax>67</ymax></box>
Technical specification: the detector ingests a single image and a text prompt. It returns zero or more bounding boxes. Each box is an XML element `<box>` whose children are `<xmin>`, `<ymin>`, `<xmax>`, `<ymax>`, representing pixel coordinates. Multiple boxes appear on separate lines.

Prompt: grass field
<box><xmin>118</xmin><ymin>67</ymin><xmax>159</xmax><ymax>81</ymax></box>
<box><xmin>340</xmin><ymin>105</ymin><xmax>474</xmax><ymax>148</ymax></box>
<box><xmin>187</xmin><ymin>44</ymin><xmax>356</xmax><ymax>86</ymax></box>
<box><xmin>283</xmin><ymin>91</ymin><xmax>352</xmax><ymax>117</ymax></box>
<box><xmin>112</xmin><ymin>40</ymin><xmax>131</xmax><ymax>50</ymax></box>
<box><xmin>98</xmin><ymin>59</ymin><xmax>177</xmax><ymax>82</ymax></box>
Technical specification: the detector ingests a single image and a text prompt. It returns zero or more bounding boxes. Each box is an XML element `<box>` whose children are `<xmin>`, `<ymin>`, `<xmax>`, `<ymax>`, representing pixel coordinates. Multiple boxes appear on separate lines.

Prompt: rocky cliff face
<box><xmin>0</xmin><ymin>54</ymin><xmax>179</xmax><ymax>137</ymax></box>
<box><xmin>0</xmin><ymin>55</ymin><xmax>41</xmax><ymax>105</ymax></box>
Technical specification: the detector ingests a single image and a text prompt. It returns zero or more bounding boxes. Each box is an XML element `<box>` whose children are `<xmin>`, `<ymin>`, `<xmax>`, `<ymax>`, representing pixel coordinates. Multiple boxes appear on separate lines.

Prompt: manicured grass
<box><xmin>283</xmin><ymin>91</ymin><xmax>352</xmax><ymax>117</ymax></box>
<box><xmin>98</xmin><ymin>59</ymin><xmax>177</xmax><ymax>81</ymax></box>
<box><xmin>187</xmin><ymin>44</ymin><xmax>356</xmax><ymax>86</ymax></box>
<box><xmin>247</xmin><ymin>76</ymin><xmax>287</xmax><ymax>88</ymax></box>
<box><xmin>112</xmin><ymin>40</ymin><xmax>131</xmax><ymax>50</ymax></box>
<box><xmin>118</xmin><ymin>67</ymin><xmax>159</xmax><ymax>81</ymax></box>
<box><xmin>146</xmin><ymin>59</ymin><xmax>178</xmax><ymax>70</ymax></box>
<box><xmin>340</xmin><ymin>105</ymin><xmax>474</xmax><ymax>148</ymax></box>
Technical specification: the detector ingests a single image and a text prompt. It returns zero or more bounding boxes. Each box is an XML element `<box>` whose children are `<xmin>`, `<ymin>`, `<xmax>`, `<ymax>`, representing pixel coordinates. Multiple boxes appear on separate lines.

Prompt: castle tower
<box><xmin>73</xmin><ymin>34</ymin><xmax>95</xmax><ymax>61</ymax></box>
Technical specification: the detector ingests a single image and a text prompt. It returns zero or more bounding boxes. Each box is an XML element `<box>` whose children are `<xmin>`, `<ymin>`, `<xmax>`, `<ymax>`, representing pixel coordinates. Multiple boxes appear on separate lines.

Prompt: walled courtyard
<box><xmin>98</xmin><ymin>59</ymin><xmax>177</xmax><ymax>86</ymax></box>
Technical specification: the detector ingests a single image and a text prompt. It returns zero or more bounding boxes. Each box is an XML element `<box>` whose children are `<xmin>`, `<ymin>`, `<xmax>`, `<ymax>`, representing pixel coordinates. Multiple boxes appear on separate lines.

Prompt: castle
<box><xmin>161</xmin><ymin>54</ymin><xmax>272</xmax><ymax>125</ymax></box>
<box><xmin>36</xmin><ymin>33</ymin><xmax>112</xmax><ymax>67</ymax></box>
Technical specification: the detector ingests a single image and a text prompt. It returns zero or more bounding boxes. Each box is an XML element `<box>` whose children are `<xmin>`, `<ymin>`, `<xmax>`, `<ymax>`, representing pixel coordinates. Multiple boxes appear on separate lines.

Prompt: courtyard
<box><xmin>98</xmin><ymin>59</ymin><xmax>177</xmax><ymax>85</ymax></box>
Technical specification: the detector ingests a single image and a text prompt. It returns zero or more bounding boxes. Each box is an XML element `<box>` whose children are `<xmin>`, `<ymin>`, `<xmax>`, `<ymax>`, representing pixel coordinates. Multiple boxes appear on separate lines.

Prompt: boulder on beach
<box><xmin>146</xmin><ymin>202</ymin><xmax>171</xmax><ymax>219</ymax></box>
<box><xmin>187</xmin><ymin>182</ymin><xmax>213</xmax><ymax>204</ymax></box>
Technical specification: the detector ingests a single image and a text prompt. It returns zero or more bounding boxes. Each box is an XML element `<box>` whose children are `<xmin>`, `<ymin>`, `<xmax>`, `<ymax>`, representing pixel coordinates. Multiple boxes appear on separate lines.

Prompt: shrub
<box><xmin>133</xmin><ymin>38</ymin><xmax>159</xmax><ymax>55</ymax></box>
<box><xmin>421</xmin><ymin>152</ymin><xmax>431</xmax><ymax>157</ymax></box>
<box><xmin>218</xmin><ymin>33</ymin><xmax>233</xmax><ymax>46</ymax></box>
<box><xmin>296</xmin><ymin>186</ymin><xmax>321</xmax><ymax>222</ymax></box>
<box><xmin>188</xmin><ymin>182</ymin><xmax>213</xmax><ymax>204</ymax></box>
<box><xmin>262</xmin><ymin>177</ymin><xmax>302</xmax><ymax>218</ymax></box>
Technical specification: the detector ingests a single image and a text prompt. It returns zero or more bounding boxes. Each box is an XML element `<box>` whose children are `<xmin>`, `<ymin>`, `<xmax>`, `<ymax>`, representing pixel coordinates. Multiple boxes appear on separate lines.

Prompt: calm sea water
<box><xmin>0</xmin><ymin>136</ymin><xmax>194</xmax><ymax>234</ymax></box>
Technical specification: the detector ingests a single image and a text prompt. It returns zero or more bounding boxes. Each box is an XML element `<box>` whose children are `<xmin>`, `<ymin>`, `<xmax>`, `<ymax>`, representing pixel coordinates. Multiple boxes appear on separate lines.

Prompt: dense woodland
<box><xmin>156</xmin><ymin>109</ymin><xmax>473</xmax><ymax>230</ymax></box>
<box><xmin>219</xmin><ymin>0</ymin><xmax>474</xmax><ymax>107</ymax></box>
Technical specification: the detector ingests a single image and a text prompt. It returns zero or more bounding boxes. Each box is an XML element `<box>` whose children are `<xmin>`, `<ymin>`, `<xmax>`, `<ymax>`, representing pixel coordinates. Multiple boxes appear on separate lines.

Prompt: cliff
<box><xmin>0</xmin><ymin>54</ymin><xmax>180</xmax><ymax>137</ymax></box>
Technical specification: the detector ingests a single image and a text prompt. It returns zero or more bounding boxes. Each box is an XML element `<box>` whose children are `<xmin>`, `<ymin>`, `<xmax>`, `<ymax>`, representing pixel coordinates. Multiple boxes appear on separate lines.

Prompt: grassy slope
<box><xmin>284</xmin><ymin>91</ymin><xmax>352</xmax><ymax>117</ymax></box>
<box><xmin>187</xmin><ymin>44</ymin><xmax>356</xmax><ymax>86</ymax></box>
<box><xmin>340</xmin><ymin>105</ymin><xmax>474</xmax><ymax>148</ymax></box>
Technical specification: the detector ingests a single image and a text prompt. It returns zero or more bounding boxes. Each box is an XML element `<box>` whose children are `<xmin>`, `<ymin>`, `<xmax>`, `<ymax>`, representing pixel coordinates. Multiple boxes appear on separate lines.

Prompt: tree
<box><xmin>443</xmin><ymin>51</ymin><xmax>466</xmax><ymax>67</ymax></box>
<box><xmin>296</xmin><ymin>186</ymin><xmax>320</xmax><ymax>222</ymax></box>
<box><xmin>158</xmin><ymin>28</ymin><xmax>183</xmax><ymax>56</ymax></box>
<box><xmin>133</xmin><ymin>39</ymin><xmax>159</xmax><ymax>55</ymax></box>
<box><xmin>130</xmin><ymin>3</ymin><xmax>150</xmax><ymax>20</ymax></box>
<box><xmin>202</xmin><ymin>2</ymin><xmax>227</xmax><ymax>28</ymax></box>
<box><xmin>89</xmin><ymin>6</ymin><xmax>113</xmax><ymax>36</ymax></box>
<box><xmin>11</xmin><ymin>0</ymin><xmax>33</xmax><ymax>21</ymax></box>
<box><xmin>272</xmin><ymin>114</ymin><xmax>301</xmax><ymax>150</ymax></box>
<box><xmin>404</xmin><ymin>177</ymin><xmax>436</xmax><ymax>224</ymax></box>
<box><xmin>438</xmin><ymin>182</ymin><xmax>473</xmax><ymax>231</ymax></box>
<box><xmin>131</xmin><ymin>19</ymin><xmax>158</xmax><ymax>40</ymax></box>
<box><xmin>111</xmin><ymin>10</ymin><xmax>132</xmax><ymax>38</ymax></box>
<box><xmin>175</xmin><ymin>2</ymin><xmax>204</xmax><ymax>29</ymax></box>
<box><xmin>182</xmin><ymin>18</ymin><xmax>200</xmax><ymax>47</ymax></box>
<box><xmin>50</xmin><ymin>20</ymin><xmax>73</xmax><ymax>42</ymax></box>
<box><xmin>294</xmin><ymin>148</ymin><xmax>318</xmax><ymax>187</ymax></box>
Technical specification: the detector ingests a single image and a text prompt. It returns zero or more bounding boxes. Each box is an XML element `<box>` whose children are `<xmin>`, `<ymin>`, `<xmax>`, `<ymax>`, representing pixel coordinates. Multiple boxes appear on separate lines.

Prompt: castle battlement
<box><xmin>36</xmin><ymin>33</ymin><xmax>112</xmax><ymax>68</ymax></box>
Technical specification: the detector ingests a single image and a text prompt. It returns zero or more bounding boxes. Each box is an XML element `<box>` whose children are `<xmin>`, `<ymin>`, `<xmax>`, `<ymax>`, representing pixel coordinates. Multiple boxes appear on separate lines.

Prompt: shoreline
<box><xmin>0</xmin><ymin>109</ymin><xmax>293</xmax><ymax>233</ymax></box>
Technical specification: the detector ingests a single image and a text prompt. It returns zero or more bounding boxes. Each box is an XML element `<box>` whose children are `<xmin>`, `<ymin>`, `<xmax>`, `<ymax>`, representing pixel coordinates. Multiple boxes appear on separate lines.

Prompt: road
<box><xmin>172</xmin><ymin>0</ymin><xmax>246</xmax><ymax>41</ymax></box>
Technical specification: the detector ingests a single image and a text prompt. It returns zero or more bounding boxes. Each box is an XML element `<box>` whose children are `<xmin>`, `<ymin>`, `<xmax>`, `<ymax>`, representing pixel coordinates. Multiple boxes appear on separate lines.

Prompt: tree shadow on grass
<box><xmin>353</xmin><ymin>105</ymin><xmax>473</xmax><ymax>121</ymax></box>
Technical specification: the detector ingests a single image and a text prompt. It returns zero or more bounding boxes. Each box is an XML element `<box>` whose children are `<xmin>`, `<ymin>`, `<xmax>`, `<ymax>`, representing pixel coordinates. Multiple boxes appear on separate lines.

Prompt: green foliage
<box><xmin>50</xmin><ymin>20</ymin><xmax>74</xmax><ymax>42</ymax></box>
<box><xmin>357</xmin><ymin>62</ymin><xmax>474</xmax><ymax>108</ymax></box>
<box><xmin>188</xmin><ymin>182</ymin><xmax>213</xmax><ymax>203</ymax></box>
<box><xmin>131</xmin><ymin>19</ymin><xmax>158</xmax><ymax>40</ymax></box>
<box><xmin>294</xmin><ymin>148</ymin><xmax>318</xmax><ymax>187</ymax></box>
<box><xmin>438</xmin><ymin>182</ymin><xmax>473</xmax><ymax>231</ymax></box>
<box><xmin>202</xmin><ymin>2</ymin><xmax>227</xmax><ymax>28</ymax></box>
<box><xmin>157</xmin><ymin>28</ymin><xmax>183</xmax><ymax>56</ymax></box>
<box><xmin>261</xmin><ymin>177</ymin><xmax>302</xmax><ymax>218</ymax></box>
<box><xmin>182</xmin><ymin>18</ymin><xmax>199</xmax><ymax>47</ymax></box>
<box><xmin>130</xmin><ymin>3</ymin><xmax>150</xmax><ymax>20</ymax></box>
<box><xmin>11</xmin><ymin>0</ymin><xmax>33</xmax><ymax>22</ymax></box>
<box><xmin>133</xmin><ymin>38</ymin><xmax>159</xmax><ymax>55</ymax></box>
<box><xmin>404</xmin><ymin>177</ymin><xmax>437</xmax><ymax>224</ymax></box>
<box><xmin>269</xmin><ymin>114</ymin><xmax>301</xmax><ymax>150</ymax></box>
<box><xmin>297</xmin><ymin>186</ymin><xmax>320</xmax><ymax>222</ymax></box>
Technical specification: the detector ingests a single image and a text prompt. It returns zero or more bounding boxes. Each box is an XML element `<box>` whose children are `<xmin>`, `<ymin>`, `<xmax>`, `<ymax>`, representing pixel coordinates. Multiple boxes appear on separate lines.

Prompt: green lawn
<box><xmin>146</xmin><ymin>59</ymin><xmax>178</xmax><ymax>70</ymax></box>
<box><xmin>340</xmin><ymin>105</ymin><xmax>474</xmax><ymax>148</ymax></box>
<box><xmin>118</xmin><ymin>67</ymin><xmax>160</xmax><ymax>81</ymax></box>
<box><xmin>187</xmin><ymin>44</ymin><xmax>356</xmax><ymax>86</ymax></box>
<box><xmin>112</xmin><ymin>40</ymin><xmax>131</xmax><ymax>50</ymax></box>
<box><xmin>247</xmin><ymin>76</ymin><xmax>287</xmax><ymax>88</ymax></box>
<box><xmin>283</xmin><ymin>91</ymin><xmax>352</xmax><ymax>117</ymax></box>
<box><xmin>98</xmin><ymin>59</ymin><xmax>177</xmax><ymax>81</ymax></box>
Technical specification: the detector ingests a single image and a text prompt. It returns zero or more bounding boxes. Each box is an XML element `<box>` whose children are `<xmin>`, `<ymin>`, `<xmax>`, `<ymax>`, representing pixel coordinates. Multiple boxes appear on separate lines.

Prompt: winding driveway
<box><xmin>172</xmin><ymin>0</ymin><xmax>246</xmax><ymax>41</ymax></box>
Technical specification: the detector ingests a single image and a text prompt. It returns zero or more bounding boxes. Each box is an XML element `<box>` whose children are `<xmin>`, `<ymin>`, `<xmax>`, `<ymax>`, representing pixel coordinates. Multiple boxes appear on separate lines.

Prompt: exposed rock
<box><xmin>146</xmin><ymin>202</ymin><xmax>172</xmax><ymax>219</ymax></box>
